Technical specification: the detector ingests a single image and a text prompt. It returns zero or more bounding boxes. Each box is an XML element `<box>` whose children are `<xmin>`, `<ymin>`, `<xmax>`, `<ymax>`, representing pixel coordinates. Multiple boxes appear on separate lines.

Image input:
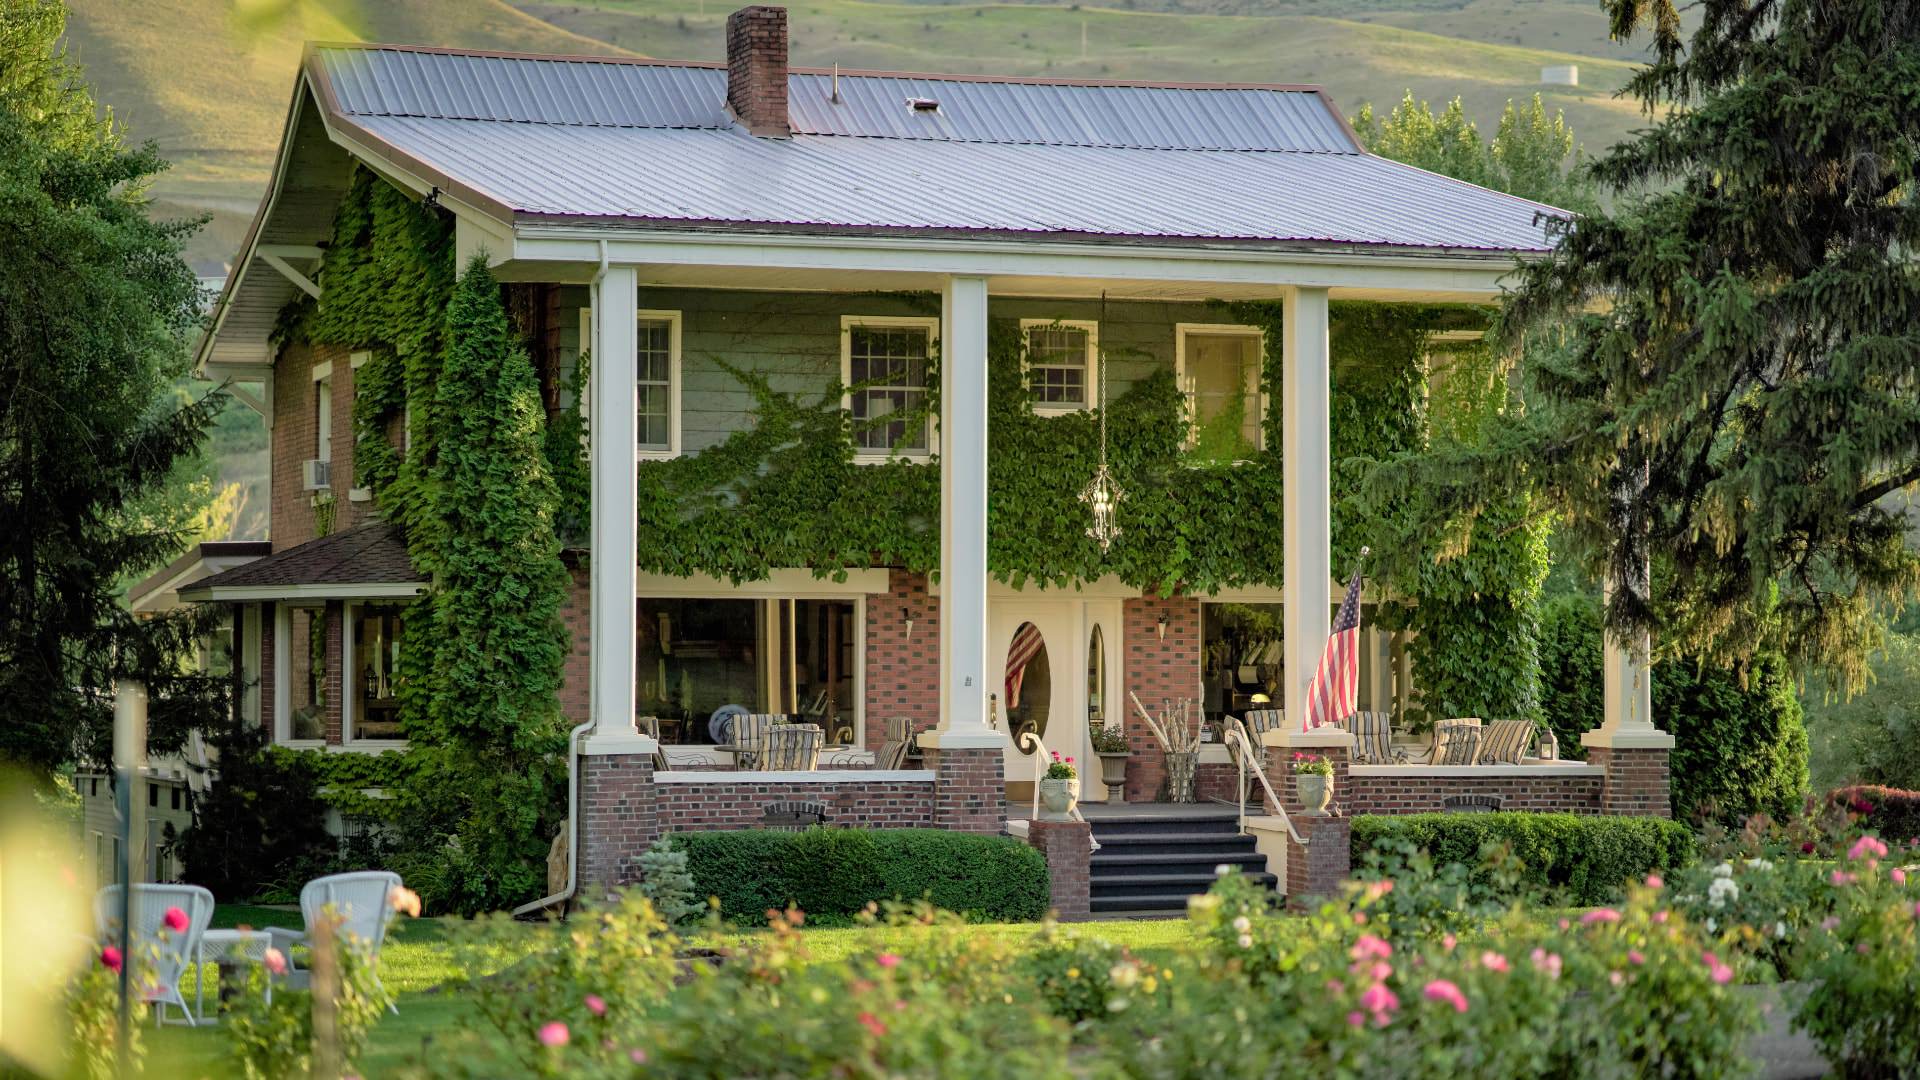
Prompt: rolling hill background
<box><xmin>58</xmin><ymin>0</ymin><xmax>1672</xmax><ymax>540</ymax></box>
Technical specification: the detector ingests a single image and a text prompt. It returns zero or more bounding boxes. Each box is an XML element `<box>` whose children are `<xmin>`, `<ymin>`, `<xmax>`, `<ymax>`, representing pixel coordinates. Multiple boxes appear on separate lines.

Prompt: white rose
<box><xmin>1232</xmin><ymin>916</ymin><xmax>1252</xmax><ymax>933</ymax></box>
<box><xmin>1706</xmin><ymin>917</ymin><xmax>1717</xmax><ymax>933</ymax></box>
<box><xmin>1713</xmin><ymin>862</ymin><xmax>1734</xmax><ymax>879</ymax></box>
<box><xmin>1775</xmin><ymin>921</ymin><xmax>1787</xmax><ymax>939</ymax></box>
<box><xmin>1237</xmin><ymin>934</ymin><xmax>1254</xmax><ymax>949</ymax></box>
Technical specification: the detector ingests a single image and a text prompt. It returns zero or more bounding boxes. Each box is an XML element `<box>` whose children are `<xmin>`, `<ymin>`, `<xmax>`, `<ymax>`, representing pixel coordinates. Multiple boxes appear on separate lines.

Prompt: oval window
<box><xmin>1005</xmin><ymin>621</ymin><xmax>1052</xmax><ymax>750</ymax></box>
<box><xmin>1086</xmin><ymin>624</ymin><xmax>1106</xmax><ymax>725</ymax></box>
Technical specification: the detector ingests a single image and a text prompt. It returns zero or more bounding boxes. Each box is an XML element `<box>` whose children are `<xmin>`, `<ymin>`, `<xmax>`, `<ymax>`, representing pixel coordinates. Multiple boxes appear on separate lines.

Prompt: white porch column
<box><xmin>924</xmin><ymin>274</ymin><xmax>1006</xmax><ymax>750</ymax></box>
<box><xmin>1282</xmin><ymin>285</ymin><xmax>1332</xmax><ymax>729</ymax></box>
<box><xmin>585</xmin><ymin>265</ymin><xmax>651</xmax><ymax>752</ymax></box>
<box><xmin>1585</xmin><ymin>576</ymin><xmax>1672</xmax><ymax>750</ymax></box>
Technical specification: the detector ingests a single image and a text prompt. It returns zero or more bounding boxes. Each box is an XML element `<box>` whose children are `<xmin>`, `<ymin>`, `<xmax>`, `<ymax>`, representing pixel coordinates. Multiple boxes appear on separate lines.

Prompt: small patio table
<box><xmin>196</xmin><ymin>928</ymin><xmax>275</xmax><ymax>1017</ymax></box>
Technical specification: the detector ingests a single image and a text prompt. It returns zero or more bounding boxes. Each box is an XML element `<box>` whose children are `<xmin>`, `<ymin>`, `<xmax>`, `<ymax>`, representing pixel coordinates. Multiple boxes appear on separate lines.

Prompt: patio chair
<box><xmin>265</xmin><ymin>871</ymin><xmax>404</xmax><ymax>1012</ymax></box>
<box><xmin>1426</xmin><ymin>718</ymin><xmax>1484</xmax><ymax>765</ymax></box>
<box><xmin>1345</xmin><ymin>711</ymin><xmax>1409</xmax><ymax>765</ymax></box>
<box><xmin>876</xmin><ymin>716</ymin><xmax>913</xmax><ymax>770</ymax></box>
<box><xmin>761</xmin><ymin>724</ymin><xmax>824</xmax><ymax>771</ymax></box>
<box><xmin>1241</xmin><ymin>708</ymin><xmax>1287</xmax><ymax>766</ymax></box>
<box><xmin>638</xmin><ymin>716</ymin><xmax>673</xmax><ymax>772</ymax></box>
<box><xmin>1478</xmin><ymin>719</ymin><xmax>1536</xmax><ymax>765</ymax></box>
<box><xmin>93</xmin><ymin>883</ymin><xmax>215</xmax><ymax>1026</ymax></box>
<box><xmin>729</xmin><ymin>713</ymin><xmax>786</xmax><ymax>768</ymax></box>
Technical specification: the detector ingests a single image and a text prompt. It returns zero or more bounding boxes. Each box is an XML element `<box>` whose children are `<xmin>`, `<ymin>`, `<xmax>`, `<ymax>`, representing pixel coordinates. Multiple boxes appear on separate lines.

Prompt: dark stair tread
<box><xmin>1089</xmin><ymin>830</ymin><xmax>1258</xmax><ymax>845</ymax></box>
<box><xmin>1092</xmin><ymin>851</ymin><xmax>1266</xmax><ymax>866</ymax></box>
<box><xmin>1093</xmin><ymin>871</ymin><xmax>1276</xmax><ymax>886</ymax></box>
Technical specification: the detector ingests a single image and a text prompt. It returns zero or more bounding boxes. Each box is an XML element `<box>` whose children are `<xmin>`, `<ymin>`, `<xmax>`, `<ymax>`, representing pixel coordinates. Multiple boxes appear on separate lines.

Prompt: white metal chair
<box><xmin>265</xmin><ymin>871</ymin><xmax>403</xmax><ymax>1012</ymax></box>
<box><xmin>93</xmin><ymin>884</ymin><xmax>215</xmax><ymax>1026</ymax></box>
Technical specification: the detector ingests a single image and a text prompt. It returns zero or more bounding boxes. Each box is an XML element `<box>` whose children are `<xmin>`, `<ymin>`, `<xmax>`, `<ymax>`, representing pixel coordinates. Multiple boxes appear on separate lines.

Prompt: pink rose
<box><xmin>1348</xmin><ymin>934</ymin><xmax>1393</xmax><ymax>962</ymax></box>
<box><xmin>1580</xmin><ymin>908</ymin><xmax>1621</xmax><ymax>926</ymax></box>
<box><xmin>264</xmin><ymin>948</ymin><xmax>287</xmax><ymax>976</ymax></box>
<box><xmin>1645</xmin><ymin>874</ymin><xmax>1664</xmax><ymax>889</ymax></box>
<box><xmin>1441</xmin><ymin>933</ymin><xmax>1456</xmax><ymax>952</ymax></box>
<box><xmin>162</xmin><ymin>906</ymin><xmax>189</xmax><ymax>933</ymax></box>
<box><xmin>1422</xmin><ymin>979</ymin><xmax>1468</xmax><ymax>1013</ymax></box>
<box><xmin>1358</xmin><ymin>982</ymin><xmax>1399</xmax><ymax>1019</ymax></box>
<box><xmin>876</xmin><ymin>953</ymin><xmax>901</xmax><ymax>969</ymax></box>
<box><xmin>1479</xmin><ymin>951</ymin><xmax>1509</xmax><ymax>973</ymax></box>
<box><xmin>1628</xmin><ymin>949</ymin><xmax>1645</xmax><ymax>966</ymax></box>
<box><xmin>1609</xmin><ymin>971</ymin><xmax>1624</xmax><ymax>987</ymax></box>
<box><xmin>1831</xmin><ymin>870</ymin><xmax>1857</xmax><ymax>887</ymax></box>
<box><xmin>858</xmin><ymin>1012</ymin><xmax>887</xmax><ymax>1037</ymax></box>
<box><xmin>1893</xmin><ymin>868</ymin><xmax>1907</xmax><ymax>885</ymax></box>
<box><xmin>1702</xmin><ymin>952</ymin><xmax>1734</xmax><ymax>985</ymax></box>
<box><xmin>100</xmin><ymin>946</ymin><xmax>123</xmax><ymax>973</ymax></box>
<box><xmin>629</xmin><ymin>1049</ymin><xmax>648</xmax><ymax>1064</ymax></box>
<box><xmin>584</xmin><ymin>994</ymin><xmax>606</xmax><ymax>1017</ymax></box>
<box><xmin>538</xmin><ymin>1022</ymin><xmax>569</xmax><ymax>1047</ymax></box>
<box><xmin>1346</xmin><ymin>1010</ymin><xmax>1366</xmax><ymax>1028</ymax></box>
<box><xmin>1849</xmin><ymin>835</ymin><xmax>1889</xmax><ymax>862</ymax></box>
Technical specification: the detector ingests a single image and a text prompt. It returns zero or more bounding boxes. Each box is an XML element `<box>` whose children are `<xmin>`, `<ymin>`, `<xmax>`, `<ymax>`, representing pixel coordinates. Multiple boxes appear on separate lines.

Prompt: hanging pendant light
<box><xmin>1082</xmin><ymin>293</ymin><xmax>1125</xmax><ymax>553</ymax></box>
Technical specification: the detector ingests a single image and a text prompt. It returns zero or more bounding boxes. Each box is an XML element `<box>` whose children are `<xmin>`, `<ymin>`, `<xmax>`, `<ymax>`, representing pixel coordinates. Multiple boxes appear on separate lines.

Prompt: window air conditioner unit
<box><xmin>302</xmin><ymin>459</ymin><xmax>331</xmax><ymax>491</ymax></box>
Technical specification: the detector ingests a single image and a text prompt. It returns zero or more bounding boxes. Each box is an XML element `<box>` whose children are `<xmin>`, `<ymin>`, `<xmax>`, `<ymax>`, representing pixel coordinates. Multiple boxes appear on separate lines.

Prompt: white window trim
<box><xmin>635</xmin><ymin>309</ymin><xmax>683</xmax><ymax>460</ymax></box>
<box><xmin>638</xmin><ymin>594</ymin><xmax>866</xmax><ymax>747</ymax></box>
<box><xmin>239</xmin><ymin>603</ymin><xmax>262</xmax><ymax>726</ymax></box>
<box><xmin>841</xmin><ymin>315</ymin><xmax>939</xmax><ymax>462</ymax></box>
<box><xmin>348</xmin><ymin>352</ymin><xmax>371</xmax><ymax>499</ymax></box>
<box><xmin>342</xmin><ymin>601</ymin><xmax>409</xmax><ymax>748</ymax></box>
<box><xmin>1174</xmin><ymin>323</ymin><xmax>1267</xmax><ymax>454</ymax></box>
<box><xmin>1018</xmin><ymin>318</ymin><xmax>1100</xmax><ymax>415</ymax></box>
<box><xmin>274</xmin><ymin>602</ymin><xmax>325</xmax><ymax>749</ymax></box>
<box><xmin>314</xmin><ymin>375</ymin><xmax>333</xmax><ymax>464</ymax></box>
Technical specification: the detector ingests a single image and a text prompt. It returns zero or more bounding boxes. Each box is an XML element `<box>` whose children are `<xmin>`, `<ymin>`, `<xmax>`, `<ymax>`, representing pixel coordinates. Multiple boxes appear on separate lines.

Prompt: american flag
<box><xmin>1303</xmin><ymin>558</ymin><xmax>1367</xmax><ymax>731</ymax></box>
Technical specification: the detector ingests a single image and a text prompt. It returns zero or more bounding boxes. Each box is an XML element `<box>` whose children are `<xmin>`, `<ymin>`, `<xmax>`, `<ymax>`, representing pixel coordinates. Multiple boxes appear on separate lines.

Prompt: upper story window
<box><xmin>312</xmin><ymin>361</ymin><xmax>333</xmax><ymax>464</ymax></box>
<box><xmin>842</xmin><ymin>316</ymin><xmax>937</xmax><ymax>460</ymax></box>
<box><xmin>1176</xmin><ymin>324</ymin><xmax>1266</xmax><ymax>462</ymax></box>
<box><xmin>636</xmin><ymin>311</ymin><xmax>682</xmax><ymax>459</ymax></box>
<box><xmin>1021</xmin><ymin>319</ymin><xmax>1098</xmax><ymax>412</ymax></box>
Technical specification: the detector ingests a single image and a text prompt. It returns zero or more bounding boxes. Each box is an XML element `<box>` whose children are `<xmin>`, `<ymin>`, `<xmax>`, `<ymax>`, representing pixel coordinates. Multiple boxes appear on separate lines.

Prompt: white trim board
<box><xmin>635</xmin><ymin>568</ymin><xmax>890</xmax><ymax>597</ymax></box>
<box><xmin>655</xmin><ymin>770</ymin><xmax>935</xmax><ymax>784</ymax></box>
<box><xmin>182</xmin><ymin>583</ymin><xmax>426</xmax><ymax>602</ymax></box>
<box><xmin>1348</xmin><ymin>763</ymin><xmax>1605</xmax><ymax>779</ymax></box>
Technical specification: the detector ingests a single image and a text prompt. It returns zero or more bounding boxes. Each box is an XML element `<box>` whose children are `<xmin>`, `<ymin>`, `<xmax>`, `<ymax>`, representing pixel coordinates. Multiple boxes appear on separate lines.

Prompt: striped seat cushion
<box><xmin>1479</xmin><ymin>719</ymin><xmax>1535</xmax><ymax>765</ymax></box>
<box><xmin>1345</xmin><ymin>711</ymin><xmax>1398</xmax><ymax>765</ymax></box>
<box><xmin>1431</xmin><ymin>719</ymin><xmax>1483</xmax><ymax>766</ymax></box>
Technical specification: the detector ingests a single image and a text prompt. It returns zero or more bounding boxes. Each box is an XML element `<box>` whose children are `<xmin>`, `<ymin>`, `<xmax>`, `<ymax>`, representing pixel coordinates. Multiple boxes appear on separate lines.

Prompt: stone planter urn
<box><xmin>1038</xmin><ymin>777</ymin><xmax>1080</xmax><ymax>820</ymax></box>
<box><xmin>1096</xmin><ymin>752</ymin><xmax>1129</xmax><ymax>799</ymax></box>
<box><xmin>1297</xmin><ymin>772</ymin><xmax>1333</xmax><ymax>817</ymax></box>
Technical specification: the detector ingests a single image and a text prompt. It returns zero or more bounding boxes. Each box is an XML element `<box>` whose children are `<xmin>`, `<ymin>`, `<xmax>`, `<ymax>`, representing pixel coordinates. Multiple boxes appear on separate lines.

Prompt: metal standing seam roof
<box><xmin>307</xmin><ymin>44</ymin><xmax>1562</xmax><ymax>251</ymax></box>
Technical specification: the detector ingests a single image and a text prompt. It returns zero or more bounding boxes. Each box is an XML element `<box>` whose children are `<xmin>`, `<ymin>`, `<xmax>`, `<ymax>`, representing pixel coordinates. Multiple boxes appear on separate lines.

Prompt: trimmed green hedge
<box><xmin>1829</xmin><ymin>786</ymin><xmax>1920</xmax><ymax>845</ymax></box>
<box><xmin>668</xmin><ymin>828</ymin><xmax>1050</xmax><ymax>923</ymax></box>
<box><xmin>1351</xmin><ymin>813</ymin><xmax>1696</xmax><ymax>905</ymax></box>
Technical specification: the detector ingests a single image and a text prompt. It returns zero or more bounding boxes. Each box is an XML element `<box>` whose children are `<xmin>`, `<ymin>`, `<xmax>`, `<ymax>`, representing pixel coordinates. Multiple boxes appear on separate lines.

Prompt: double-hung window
<box><xmin>842</xmin><ymin>316</ymin><xmax>937</xmax><ymax>459</ymax></box>
<box><xmin>635</xmin><ymin>311</ymin><xmax>682</xmax><ymax>458</ymax></box>
<box><xmin>1021</xmin><ymin>319</ymin><xmax>1098</xmax><ymax>412</ymax></box>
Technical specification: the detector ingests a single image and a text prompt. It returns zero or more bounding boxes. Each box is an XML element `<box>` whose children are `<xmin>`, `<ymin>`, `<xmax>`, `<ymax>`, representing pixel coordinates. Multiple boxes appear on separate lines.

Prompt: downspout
<box><xmin>513</xmin><ymin>240</ymin><xmax>612</xmax><ymax>921</ymax></box>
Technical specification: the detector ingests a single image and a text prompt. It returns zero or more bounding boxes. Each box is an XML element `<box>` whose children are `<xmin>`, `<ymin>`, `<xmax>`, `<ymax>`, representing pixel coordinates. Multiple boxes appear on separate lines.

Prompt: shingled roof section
<box><xmin>183</xmin><ymin>522</ymin><xmax>424</xmax><ymax>594</ymax></box>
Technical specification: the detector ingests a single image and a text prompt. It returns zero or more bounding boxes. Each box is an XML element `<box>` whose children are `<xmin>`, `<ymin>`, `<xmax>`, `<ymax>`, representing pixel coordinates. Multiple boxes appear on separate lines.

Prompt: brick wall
<box><xmin>1195</xmin><ymin>760</ymin><xmax>1240</xmax><ymax>804</ymax></box>
<box><xmin>1285</xmin><ymin>815</ymin><xmax>1350</xmax><ymax>909</ymax></box>
<box><xmin>324</xmin><ymin>600</ymin><xmax>344</xmax><ymax>745</ymax></box>
<box><xmin>1026</xmin><ymin>819</ymin><xmax>1090</xmax><ymax>920</ymax></box>
<box><xmin>558</xmin><ymin>557</ymin><xmax>592</xmax><ymax>726</ymax></box>
<box><xmin>270</xmin><ymin>344</ymin><xmax>362</xmax><ymax>551</ymax></box>
<box><xmin>1267</xmin><ymin>741</ymin><xmax>1351</xmax><ymax>820</ymax></box>
<box><xmin>1587</xmin><ymin>746</ymin><xmax>1673</xmax><ymax>818</ymax></box>
<box><xmin>1346</xmin><ymin>770</ymin><xmax>1604</xmax><ymax>815</ymax></box>
<box><xmin>657</xmin><ymin>777</ymin><xmax>936</xmax><ymax>832</ymax></box>
<box><xmin>259</xmin><ymin>603</ymin><xmax>276</xmax><ymax>734</ymax></box>
<box><xmin>578</xmin><ymin>754</ymin><xmax>660</xmax><ymax>887</ymax></box>
<box><xmin>724</xmin><ymin>6</ymin><xmax>789</xmax><ymax>137</ymax></box>
<box><xmin>1120</xmin><ymin>595</ymin><xmax>1200</xmax><ymax>801</ymax></box>
<box><xmin>864</xmin><ymin>570</ymin><xmax>940</xmax><ymax>752</ymax></box>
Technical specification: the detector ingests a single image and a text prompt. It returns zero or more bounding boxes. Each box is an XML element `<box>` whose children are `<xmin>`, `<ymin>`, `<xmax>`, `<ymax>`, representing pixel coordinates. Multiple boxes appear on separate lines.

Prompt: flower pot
<box><xmin>1038</xmin><ymin>777</ymin><xmax>1080</xmax><ymax>820</ymax></box>
<box><xmin>1297</xmin><ymin>771</ymin><xmax>1333</xmax><ymax>817</ymax></box>
<box><xmin>1096</xmin><ymin>752</ymin><xmax>1129</xmax><ymax>798</ymax></box>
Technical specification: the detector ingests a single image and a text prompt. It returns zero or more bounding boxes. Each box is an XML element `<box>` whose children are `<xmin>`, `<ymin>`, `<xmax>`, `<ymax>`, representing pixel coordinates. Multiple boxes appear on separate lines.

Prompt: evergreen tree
<box><xmin>0</xmin><ymin>0</ymin><xmax>224</xmax><ymax>778</ymax></box>
<box><xmin>405</xmin><ymin>254</ymin><xmax>570</xmax><ymax>912</ymax></box>
<box><xmin>1377</xmin><ymin>0</ymin><xmax>1920</xmax><ymax>690</ymax></box>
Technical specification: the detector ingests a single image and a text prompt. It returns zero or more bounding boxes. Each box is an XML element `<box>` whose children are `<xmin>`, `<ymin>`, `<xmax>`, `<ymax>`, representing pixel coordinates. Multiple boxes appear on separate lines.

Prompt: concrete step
<box><xmin>1093</xmin><ymin>871</ymin><xmax>1278</xmax><ymax>900</ymax></box>
<box><xmin>1092</xmin><ymin>850</ymin><xmax>1268</xmax><ymax>872</ymax></box>
<box><xmin>1086</xmin><ymin>814</ymin><xmax>1242</xmax><ymax>838</ymax></box>
<box><xmin>1085</xmin><ymin>832</ymin><xmax>1258</xmax><ymax>856</ymax></box>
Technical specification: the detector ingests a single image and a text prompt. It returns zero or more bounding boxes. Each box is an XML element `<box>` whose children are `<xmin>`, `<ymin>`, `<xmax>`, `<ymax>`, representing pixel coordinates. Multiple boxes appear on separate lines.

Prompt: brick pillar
<box><xmin>1587</xmin><ymin>745</ymin><xmax>1673</xmax><ymax>818</ymax></box>
<box><xmin>1027</xmin><ymin>819</ymin><xmax>1091</xmax><ymax>920</ymax></box>
<box><xmin>1284</xmin><ymin>815</ymin><xmax>1350</xmax><ymax>911</ymax></box>
<box><xmin>259</xmin><ymin>604</ymin><xmax>276</xmax><ymax>734</ymax></box>
<box><xmin>577</xmin><ymin>753</ymin><xmax>660</xmax><ymax>889</ymax></box>
<box><xmin>864</xmin><ymin>570</ymin><xmax>940</xmax><ymax>752</ymax></box>
<box><xmin>1120</xmin><ymin>594</ymin><xmax>1200</xmax><ymax>802</ymax></box>
<box><xmin>926</xmin><ymin>746</ymin><xmax>1004</xmax><ymax>834</ymax></box>
<box><xmin>1261</xmin><ymin>727</ymin><xmax>1355</xmax><ymax>819</ymax></box>
<box><xmin>324</xmin><ymin>600</ymin><xmax>344</xmax><ymax>745</ymax></box>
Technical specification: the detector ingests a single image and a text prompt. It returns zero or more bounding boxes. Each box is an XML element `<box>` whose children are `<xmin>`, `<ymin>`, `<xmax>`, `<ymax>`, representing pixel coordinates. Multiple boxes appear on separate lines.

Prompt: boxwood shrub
<box><xmin>1351</xmin><ymin>812</ymin><xmax>1696</xmax><ymax>905</ymax></box>
<box><xmin>667</xmin><ymin>828</ymin><xmax>1049</xmax><ymax>923</ymax></box>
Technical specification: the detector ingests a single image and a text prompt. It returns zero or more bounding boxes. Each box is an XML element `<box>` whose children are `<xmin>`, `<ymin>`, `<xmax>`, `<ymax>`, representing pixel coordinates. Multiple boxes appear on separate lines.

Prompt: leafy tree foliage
<box><xmin>1383</xmin><ymin>0</ymin><xmax>1920</xmax><ymax>688</ymax></box>
<box><xmin>1804</xmin><ymin>625</ymin><xmax>1920</xmax><ymax>792</ymax></box>
<box><xmin>400</xmin><ymin>255</ymin><xmax>571</xmax><ymax>912</ymax></box>
<box><xmin>0</xmin><ymin>0</ymin><xmax>225</xmax><ymax>779</ymax></box>
<box><xmin>1353</xmin><ymin>91</ymin><xmax>1597</xmax><ymax>211</ymax></box>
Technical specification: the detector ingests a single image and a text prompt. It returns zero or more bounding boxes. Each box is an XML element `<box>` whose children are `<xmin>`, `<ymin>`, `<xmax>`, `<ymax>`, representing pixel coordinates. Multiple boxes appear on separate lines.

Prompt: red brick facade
<box><xmin>863</xmin><ymin>570</ymin><xmax>941</xmax><ymax>751</ymax></box>
<box><xmin>1285</xmin><ymin>815</ymin><xmax>1350</xmax><ymax>909</ymax></box>
<box><xmin>1026</xmin><ymin>819</ymin><xmax>1091</xmax><ymax>920</ymax></box>
<box><xmin>323</xmin><ymin>601</ymin><xmax>344</xmax><ymax>745</ymax></box>
<box><xmin>924</xmin><ymin>746</ymin><xmax>1004</xmax><ymax>833</ymax></box>
<box><xmin>1267</xmin><ymin>741</ymin><xmax>1352</xmax><ymax>820</ymax></box>
<box><xmin>1120</xmin><ymin>594</ymin><xmax>1200</xmax><ymax>801</ymax></box>
<box><xmin>1586</xmin><ymin>746</ymin><xmax>1673</xmax><ymax>818</ymax></box>
<box><xmin>270</xmin><ymin>344</ymin><xmax>377</xmax><ymax>551</ymax></box>
<box><xmin>558</xmin><ymin>558</ymin><xmax>592</xmax><ymax>726</ymax></box>
<box><xmin>258</xmin><ymin>603</ymin><xmax>276</xmax><ymax>734</ymax></box>
<box><xmin>1345</xmin><ymin>770</ymin><xmax>1605</xmax><ymax>815</ymax></box>
<box><xmin>578</xmin><ymin>754</ymin><xmax>661</xmax><ymax>886</ymax></box>
<box><xmin>657</xmin><ymin>778</ymin><xmax>936</xmax><ymax>832</ymax></box>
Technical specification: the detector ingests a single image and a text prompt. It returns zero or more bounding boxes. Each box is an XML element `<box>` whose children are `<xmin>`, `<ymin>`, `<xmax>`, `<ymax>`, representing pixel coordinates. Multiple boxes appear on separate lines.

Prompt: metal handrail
<box><xmin>1222</xmin><ymin>718</ymin><xmax>1306</xmax><ymax>845</ymax></box>
<box><xmin>1017</xmin><ymin>730</ymin><xmax>1052</xmax><ymax>821</ymax></box>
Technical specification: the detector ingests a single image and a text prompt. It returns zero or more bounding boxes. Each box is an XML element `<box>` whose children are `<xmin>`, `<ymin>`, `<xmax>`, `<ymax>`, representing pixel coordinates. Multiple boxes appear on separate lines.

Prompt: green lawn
<box><xmin>147</xmin><ymin>906</ymin><xmax>1208</xmax><ymax>1077</ymax></box>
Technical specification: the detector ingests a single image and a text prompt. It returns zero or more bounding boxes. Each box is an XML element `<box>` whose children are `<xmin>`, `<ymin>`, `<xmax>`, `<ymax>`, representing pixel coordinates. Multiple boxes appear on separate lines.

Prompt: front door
<box><xmin>992</xmin><ymin>598</ymin><xmax>1124</xmax><ymax>805</ymax></box>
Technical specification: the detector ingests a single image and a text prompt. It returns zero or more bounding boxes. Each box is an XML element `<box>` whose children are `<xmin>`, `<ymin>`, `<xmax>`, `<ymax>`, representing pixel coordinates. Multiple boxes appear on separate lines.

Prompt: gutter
<box><xmin>510</xmin><ymin>240</ymin><xmax>609</xmax><ymax>922</ymax></box>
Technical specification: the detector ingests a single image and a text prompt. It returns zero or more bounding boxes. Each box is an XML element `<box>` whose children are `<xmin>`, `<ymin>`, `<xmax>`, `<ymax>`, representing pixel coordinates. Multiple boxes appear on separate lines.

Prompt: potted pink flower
<box><xmin>1292</xmin><ymin>752</ymin><xmax>1334</xmax><ymax>816</ymax></box>
<box><xmin>1039</xmin><ymin>751</ymin><xmax>1081</xmax><ymax>820</ymax></box>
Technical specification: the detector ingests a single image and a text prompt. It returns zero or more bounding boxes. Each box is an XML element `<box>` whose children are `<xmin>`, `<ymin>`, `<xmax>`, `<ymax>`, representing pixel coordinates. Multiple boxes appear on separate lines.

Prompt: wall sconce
<box><xmin>1156</xmin><ymin>613</ymin><xmax>1170</xmax><ymax>641</ymax></box>
<box><xmin>904</xmin><ymin>607</ymin><xmax>920</xmax><ymax>641</ymax></box>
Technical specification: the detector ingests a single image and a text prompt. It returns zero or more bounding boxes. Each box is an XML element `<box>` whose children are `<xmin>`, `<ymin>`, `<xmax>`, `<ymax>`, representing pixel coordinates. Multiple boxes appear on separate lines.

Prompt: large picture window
<box><xmin>1200</xmin><ymin>600</ymin><xmax>1389</xmax><ymax>731</ymax></box>
<box><xmin>1177</xmin><ymin>325</ymin><xmax>1264</xmax><ymax>461</ymax></box>
<box><xmin>285</xmin><ymin>605</ymin><xmax>328</xmax><ymax>742</ymax></box>
<box><xmin>636</xmin><ymin>597</ymin><xmax>860</xmax><ymax>745</ymax></box>
<box><xmin>843</xmin><ymin>317</ymin><xmax>936</xmax><ymax>458</ymax></box>
<box><xmin>347</xmin><ymin>602</ymin><xmax>407</xmax><ymax>741</ymax></box>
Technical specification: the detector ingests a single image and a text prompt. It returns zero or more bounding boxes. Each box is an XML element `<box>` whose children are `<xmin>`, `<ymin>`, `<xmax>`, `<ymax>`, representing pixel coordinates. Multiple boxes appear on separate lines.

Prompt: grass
<box><xmin>145</xmin><ymin>904</ymin><xmax>1210</xmax><ymax>1077</ymax></box>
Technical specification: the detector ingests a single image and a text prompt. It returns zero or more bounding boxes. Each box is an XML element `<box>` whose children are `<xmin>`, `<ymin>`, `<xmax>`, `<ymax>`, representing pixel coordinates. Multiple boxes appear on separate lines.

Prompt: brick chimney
<box><xmin>725</xmin><ymin>6</ymin><xmax>789</xmax><ymax>138</ymax></box>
